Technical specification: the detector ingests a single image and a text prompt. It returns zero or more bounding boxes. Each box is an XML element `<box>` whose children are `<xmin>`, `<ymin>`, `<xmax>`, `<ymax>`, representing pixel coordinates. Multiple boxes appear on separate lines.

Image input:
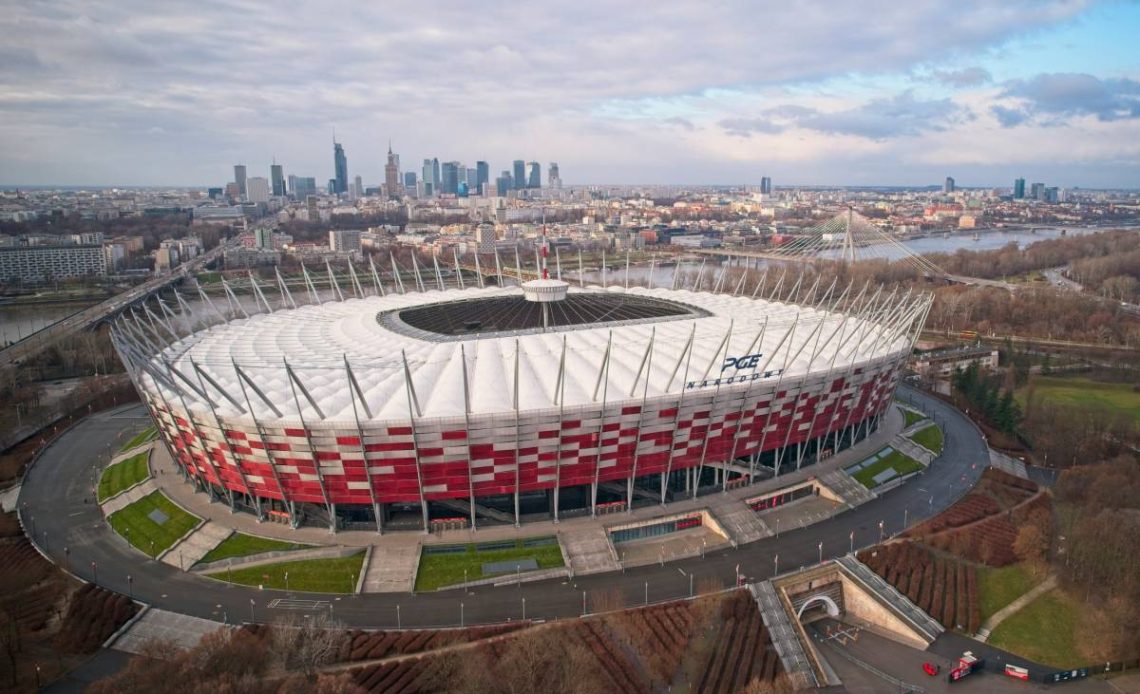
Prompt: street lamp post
<box><xmin>644</xmin><ymin>581</ymin><xmax>648</xmax><ymax>606</ymax></box>
<box><xmin>63</xmin><ymin>547</ymin><xmax>69</xmax><ymax>573</ymax></box>
<box><xmin>689</xmin><ymin>573</ymin><xmax>694</xmax><ymax>597</ymax></box>
<box><xmin>878</xmin><ymin>520</ymin><xmax>885</xmax><ymax>544</ymax></box>
<box><xmin>91</xmin><ymin>561</ymin><xmax>97</xmax><ymax>583</ymax></box>
<box><xmin>396</xmin><ymin>604</ymin><xmax>401</xmax><ymax>629</ymax></box>
<box><xmin>522</xmin><ymin>597</ymin><xmax>526</xmax><ymax>621</ymax></box>
<box><xmin>582</xmin><ymin>590</ymin><xmax>587</xmax><ymax>616</ymax></box>
<box><xmin>849</xmin><ymin>530</ymin><xmax>854</xmax><ymax>554</ymax></box>
<box><xmin>127</xmin><ymin>574</ymin><xmax>132</xmax><ymax>600</ymax></box>
<box><xmin>775</xmin><ymin>517</ymin><xmax>780</xmax><ymax>538</ymax></box>
<box><xmin>249</xmin><ymin>599</ymin><xmax>255</xmax><ymax>623</ymax></box>
<box><xmin>774</xmin><ymin>554</ymin><xmax>779</xmax><ymax>576</ymax></box>
<box><xmin>460</xmin><ymin>602</ymin><xmax>465</xmax><ymax>627</ymax></box>
<box><xmin>818</xmin><ymin>541</ymin><xmax>823</xmax><ymax>564</ymax></box>
<box><xmin>904</xmin><ymin>508</ymin><xmax>908</xmax><ymax>528</ymax></box>
<box><xmin>285</xmin><ymin>571</ymin><xmax>289</xmax><ymax>593</ymax></box>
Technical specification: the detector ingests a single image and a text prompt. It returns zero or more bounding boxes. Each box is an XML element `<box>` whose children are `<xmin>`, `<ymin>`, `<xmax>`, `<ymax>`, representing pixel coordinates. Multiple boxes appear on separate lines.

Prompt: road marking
<box><xmin>268</xmin><ymin>599</ymin><xmax>330</xmax><ymax>610</ymax></box>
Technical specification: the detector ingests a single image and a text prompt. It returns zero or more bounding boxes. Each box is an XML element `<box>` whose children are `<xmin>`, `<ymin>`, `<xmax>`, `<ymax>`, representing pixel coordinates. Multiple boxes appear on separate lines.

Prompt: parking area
<box><xmin>808</xmin><ymin>619</ymin><xmax>1111</xmax><ymax>693</ymax></box>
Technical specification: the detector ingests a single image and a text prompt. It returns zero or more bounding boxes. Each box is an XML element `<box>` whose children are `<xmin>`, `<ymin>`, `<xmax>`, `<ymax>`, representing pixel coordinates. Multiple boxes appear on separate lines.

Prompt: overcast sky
<box><xmin>2</xmin><ymin>1</ymin><xmax>1139</xmax><ymax>189</ymax></box>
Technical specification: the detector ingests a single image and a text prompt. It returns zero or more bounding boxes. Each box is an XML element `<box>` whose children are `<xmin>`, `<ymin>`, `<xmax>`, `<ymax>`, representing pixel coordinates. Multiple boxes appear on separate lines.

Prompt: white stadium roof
<box><xmin>132</xmin><ymin>285</ymin><xmax>926</xmax><ymax>424</ymax></box>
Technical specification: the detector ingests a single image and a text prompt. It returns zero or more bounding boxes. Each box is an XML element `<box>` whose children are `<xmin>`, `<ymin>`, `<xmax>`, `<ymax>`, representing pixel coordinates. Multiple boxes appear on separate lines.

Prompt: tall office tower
<box><xmin>1013</xmin><ymin>178</ymin><xmax>1026</xmax><ymax>199</ymax></box>
<box><xmin>234</xmin><ymin>165</ymin><xmax>247</xmax><ymax>198</ymax></box>
<box><xmin>943</xmin><ymin>176</ymin><xmax>955</xmax><ymax>194</ymax></box>
<box><xmin>353</xmin><ymin>175</ymin><xmax>363</xmax><ymax>199</ymax></box>
<box><xmin>287</xmin><ymin>174</ymin><xmax>298</xmax><ymax>198</ymax></box>
<box><xmin>245</xmin><ymin>176</ymin><xmax>270</xmax><ymax>203</ymax></box>
<box><xmin>548</xmin><ymin>162</ymin><xmax>560</xmax><ymax>188</ymax></box>
<box><xmin>1030</xmin><ymin>182</ymin><xmax>1046</xmax><ymax>200</ymax></box>
<box><xmin>270</xmin><ymin>163</ymin><xmax>285</xmax><ymax>197</ymax></box>
<box><xmin>404</xmin><ymin>172</ymin><xmax>417</xmax><ymax>188</ymax></box>
<box><xmin>466</xmin><ymin>167</ymin><xmax>479</xmax><ymax>191</ymax></box>
<box><xmin>513</xmin><ymin>160</ymin><xmax>526</xmax><ymax>190</ymax></box>
<box><xmin>441</xmin><ymin>161</ymin><xmax>460</xmax><ymax>195</ymax></box>
<box><xmin>306</xmin><ymin>195</ymin><xmax>320</xmax><ymax>222</ymax></box>
<box><xmin>527</xmin><ymin>162</ymin><xmax>541</xmax><ymax>189</ymax></box>
<box><xmin>293</xmin><ymin>177</ymin><xmax>317</xmax><ymax>200</ymax></box>
<box><xmin>496</xmin><ymin>172</ymin><xmax>511</xmax><ymax>197</ymax></box>
<box><xmin>475</xmin><ymin>161</ymin><xmax>489</xmax><ymax>193</ymax></box>
<box><xmin>760</xmin><ymin>176</ymin><xmax>772</xmax><ymax>194</ymax></box>
<box><xmin>432</xmin><ymin>158</ymin><xmax>441</xmax><ymax>189</ymax></box>
<box><xmin>422</xmin><ymin>160</ymin><xmax>434</xmax><ymax>194</ymax></box>
<box><xmin>384</xmin><ymin>143</ymin><xmax>401</xmax><ymax>200</ymax></box>
<box><xmin>333</xmin><ymin>141</ymin><xmax>348</xmax><ymax>194</ymax></box>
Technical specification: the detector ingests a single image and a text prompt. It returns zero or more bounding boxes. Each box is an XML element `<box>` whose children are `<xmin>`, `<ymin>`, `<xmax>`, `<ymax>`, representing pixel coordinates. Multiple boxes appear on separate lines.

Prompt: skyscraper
<box><xmin>246</xmin><ymin>176</ymin><xmax>270</xmax><ymax>203</ymax></box>
<box><xmin>432</xmin><ymin>158</ymin><xmax>441</xmax><ymax>189</ymax></box>
<box><xmin>441</xmin><ymin>161</ymin><xmax>460</xmax><ymax>195</ymax></box>
<box><xmin>270</xmin><ymin>163</ymin><xmax>285</xmax><ymax>197</ymax></box>
<box><xmin>475</xmin><ymin>161</ymin><xmax>489</xmax><ymax>194</ymax></box>
<box><xmin>943</xmin><ymin>176</ymin><xmax>955</xmax><ymax>194</ymax></box>
<box><xmin>333</xmin><ymin>141</ymin><xmax>348</xmax><ymax>194</ymax></box>
<box><xmin>760</xmin><ymin>176</ymin><xmax>772</xmax><ymax>195</ymax></box>
<box><xmin>513</xmin><ymin>160</ymin><xmax>525</xmax><ymax>190</ymax></box>
<box><xmin>1031</xmin><ymin>182</ymin><xmax>1046</xmax><ymax>200</ymax></box>
<box><xmin>1013</xmin><ymin>178</ymin><xmax>1026</xmax><ymax>199</ymax></box>
<box><xmin>496</xmin><ymin>172</ymin><xmax>511</xmax><ymax>197</ymax></box>
<box><xmin>404</xmin><ymin>171</ymin><xmax>417</xmax><ymax>188</ymax></box>
<box><xmin>527</xmin><ymin>162</ymin><xmax>540</xmax><ymax>189</ymax></box>
<box><xmin>384</xmin><ymin>143</ymin><xmax>401</xmax><ymax>200</ymax></box>
<box><xmin>422</xmin><ymin>159</ymin><xmax>434</xmax><ymax>195</ymax></box>
<box><xmin>548</xmin><ymin>163</ymin><xmax>560</xmax><ymax>188</ymax></box>
<box><xmin>234</xmin><ymin>164</ymin><xmax>247</xmax><ymax>198</ymax></box>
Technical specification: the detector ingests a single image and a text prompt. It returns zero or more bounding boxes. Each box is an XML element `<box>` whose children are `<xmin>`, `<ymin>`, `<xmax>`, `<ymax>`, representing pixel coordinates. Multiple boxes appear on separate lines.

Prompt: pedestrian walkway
<box><xmin>989</xmin><ymin>449</ymin><xmax>1030</xmax><ymax>480</ymax></box>
<box><xmin>160</xmin><ymin>521</ymin><xmax>232</xmax><ymax>570</ymax></box>
<box><xmin>362</xmin><ymin>539</ymin><xmax>421</xmax><ymax>593</ymax></box>
<box><xmin>100</xmin><ymin>478</ymin><xmax>158</xmax><ymax>515</ymax></box>
<box><xmin>976</xmin><ymin>574</ymin><xmax>1057</xmax><ymax>642</ymax></box>
<box><xmin>891</xmin><ymin>435</ymin><xmax>934</xmax><ymax>466</ymax></box>
<box><xmin>109</xmin><ymin>442</ymin><xmax>155</xmax><ymax>466</ymax></box>
<box><xmin>110</xmin><ymin>608</ymin><xmax>225</xmax><ymax>655</ymax></box>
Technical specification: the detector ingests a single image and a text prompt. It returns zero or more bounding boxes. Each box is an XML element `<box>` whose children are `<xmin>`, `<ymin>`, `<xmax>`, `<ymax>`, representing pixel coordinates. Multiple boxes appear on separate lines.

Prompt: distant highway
<box><xmin>0</xmin><ymin>222</ymin><xmax>267</xmax><ymax>371</ymax></box>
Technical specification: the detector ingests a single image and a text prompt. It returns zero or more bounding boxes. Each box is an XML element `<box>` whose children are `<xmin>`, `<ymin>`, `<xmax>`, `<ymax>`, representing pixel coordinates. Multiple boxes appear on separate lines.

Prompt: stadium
<box><xmin>110</xmin><ymin>265</ymin><xmax>931</xmax><ymax>532</ymax></box>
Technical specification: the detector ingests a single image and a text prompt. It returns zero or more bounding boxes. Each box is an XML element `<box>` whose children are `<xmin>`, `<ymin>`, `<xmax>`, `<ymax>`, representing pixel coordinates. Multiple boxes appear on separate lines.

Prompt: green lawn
<box><xmin>119</xmin><ymin>426</ymin><xmax>158</xmax><ymax>452</ymax></box>
<box><xmin>978</xmin><ymin>563</ymin><xmax>1043</xmax><ymax>623</ymax></box>
<box><xmin>1018</xmin><ymin>376</ymin><xmax>1140</xmax><ymax>419</ymax></box>
<box><xmin>415</xmin><ymin>539</ymin><xmax>565</xmax><ymax>592</ymax></box>
<box><xmin>900</xmin><ymin>407</ymin><xmax>927</xmax><ymax>428</ymax></box>
<box><xmin>198</xmin><ymin>532</ymin><xmax>315</xmax><ymax>565</ymax></box>
<box><xmin>215</xmin><ymin>552</ymin><xmax>367</xmax><ymax>593</ymax></box>
<box><xmin>97</xmin><ymin>452</ymin><xmax>150</xmax><ymax>502</ymax></box>
<box><xmin>908</xmin><ymin>424</ymin><xmax>944</xmax><ymax>455</ymax></box>
<box><xmin>989</xmin><ymin>589</ymin><xmax>1084</xmax><ymax>668</ymax></box>
<box><xmin>852</xmin><ymin>451</ymin><xmax>924</xmax><ymax>489</ymax></box>
<box><xmin>107</xmin><ymin>491</ymin><xmax>200</xmax><ymax>558</ymax></box>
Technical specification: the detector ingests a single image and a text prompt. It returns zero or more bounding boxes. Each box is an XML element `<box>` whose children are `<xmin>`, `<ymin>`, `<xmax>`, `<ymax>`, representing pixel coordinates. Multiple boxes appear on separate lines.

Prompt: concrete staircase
<box><xmin>160</xmin><ymin>521</ymin><xmax>232</xmax><ymax>570</ymax></box>
<box><xmin>819</xmin><ymin>470</ymin><xmax>874</xmax><ymax>506</ymax></box>
<box><xmin>562</xmin><ymin>526</ymin><xmax>620</xmax><ymax>576</ymax></box>
<box><xmin>709</xmin><ymin>499</ymin><xmax>773</xmax><ymax>545</ymax></box>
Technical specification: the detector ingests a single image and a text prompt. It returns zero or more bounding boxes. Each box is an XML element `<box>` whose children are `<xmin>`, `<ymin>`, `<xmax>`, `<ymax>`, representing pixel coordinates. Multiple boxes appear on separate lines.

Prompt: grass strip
<box><xmin>853</xmin><ymin>450</ymin><xmax>923</xmax><ymax>489</ymax></box>
<box><xmin>108</xmin><ymin>490</ymin><xmax>199</xmax><ymax>558</ymax></box>
<box><xmin>989</xmin><ymin>589</ymin><xmax>1083</xmax><ymax>668</ymax></box>
<box><xmin>909</xmin><ymin>424</ymin><xmax>944</xmax><ymax>454</ymax></box>
<box><xmin>216</xmin><ymin>552</ymin><xmax>367</xmax><ymax>594</ymax></box>
<box><xmin>97</xmin><ymin>452</ymin><xmax>150</xmax><ymax>502</ymax></box>
<box><xmin>415</xmin><ymin>541</ymin><xmax>564</xmax><ymax>592</ymax></box>
<box><xmin>199</xmin><ymin>532</ymin><xmax>315</xmax><ymax>565</ymax></box>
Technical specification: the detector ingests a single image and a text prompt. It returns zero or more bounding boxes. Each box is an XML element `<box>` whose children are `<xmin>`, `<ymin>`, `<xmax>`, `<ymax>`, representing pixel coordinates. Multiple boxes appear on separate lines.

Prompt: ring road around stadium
<box><xmin>110</xmin><ymin>275</ymin><xmax>931</xmax><ymax>533</ymax></box>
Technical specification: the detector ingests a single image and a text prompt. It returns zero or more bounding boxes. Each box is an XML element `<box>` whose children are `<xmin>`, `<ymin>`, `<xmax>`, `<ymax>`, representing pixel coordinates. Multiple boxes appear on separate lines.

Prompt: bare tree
<box><xmin>270</xmin><ymin>612</ymin><xmax>346</xmax><ymax>681</ymax></box>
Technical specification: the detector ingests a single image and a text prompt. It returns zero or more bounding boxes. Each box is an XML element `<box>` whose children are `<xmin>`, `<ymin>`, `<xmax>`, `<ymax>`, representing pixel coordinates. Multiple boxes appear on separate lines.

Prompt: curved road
<box><xmin>19</xmin><ymin>385</ymin><xmax>987</xmax><ymax>630</ymax></box>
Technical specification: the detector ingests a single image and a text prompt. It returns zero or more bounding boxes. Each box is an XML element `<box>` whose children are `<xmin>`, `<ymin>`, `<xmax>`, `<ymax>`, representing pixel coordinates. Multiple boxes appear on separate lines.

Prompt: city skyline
<box><xmin>1</xmin><ymin>1</ymin><xmax>1139</xmax><ymax>188</ymax></box>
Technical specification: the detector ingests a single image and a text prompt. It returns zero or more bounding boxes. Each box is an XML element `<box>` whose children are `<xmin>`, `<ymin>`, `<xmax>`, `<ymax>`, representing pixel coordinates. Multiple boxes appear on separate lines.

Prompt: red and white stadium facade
<box><xmin>111</xmin><ymin>263</ymin><xmax>931</xmax><ymax>532</ymax></box>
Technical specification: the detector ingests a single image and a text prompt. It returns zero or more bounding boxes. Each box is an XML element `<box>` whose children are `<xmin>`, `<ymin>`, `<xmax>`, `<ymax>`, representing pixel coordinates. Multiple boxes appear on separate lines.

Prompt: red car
<box><xmin>922</xmin><ymin>662</ymin><xmax>941</xmax><ymax>677</ymax></box>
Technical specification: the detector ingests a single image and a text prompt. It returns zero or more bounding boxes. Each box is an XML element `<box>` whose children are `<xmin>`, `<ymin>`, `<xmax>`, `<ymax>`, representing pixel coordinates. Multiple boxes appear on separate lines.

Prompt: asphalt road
<box><xmin>18</xmin><ymin>385</ymin><xmax>988</xmax><ymax>630</ymax></box>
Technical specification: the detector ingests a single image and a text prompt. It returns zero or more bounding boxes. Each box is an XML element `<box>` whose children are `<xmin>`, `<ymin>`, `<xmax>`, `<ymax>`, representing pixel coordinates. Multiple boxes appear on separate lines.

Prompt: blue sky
<box><xmin>0</xmin><ymin>0</ymin><xmax>1138</xmax><ymax>188</ymax></box>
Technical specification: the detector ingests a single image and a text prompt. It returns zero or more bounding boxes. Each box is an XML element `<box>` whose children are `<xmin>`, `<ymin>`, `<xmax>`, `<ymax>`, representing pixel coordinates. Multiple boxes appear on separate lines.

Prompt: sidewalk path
<box><xmin>976</xmin><ymin>574</ymin><xmax>1057</xmax><ymax>642</ymax></box>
